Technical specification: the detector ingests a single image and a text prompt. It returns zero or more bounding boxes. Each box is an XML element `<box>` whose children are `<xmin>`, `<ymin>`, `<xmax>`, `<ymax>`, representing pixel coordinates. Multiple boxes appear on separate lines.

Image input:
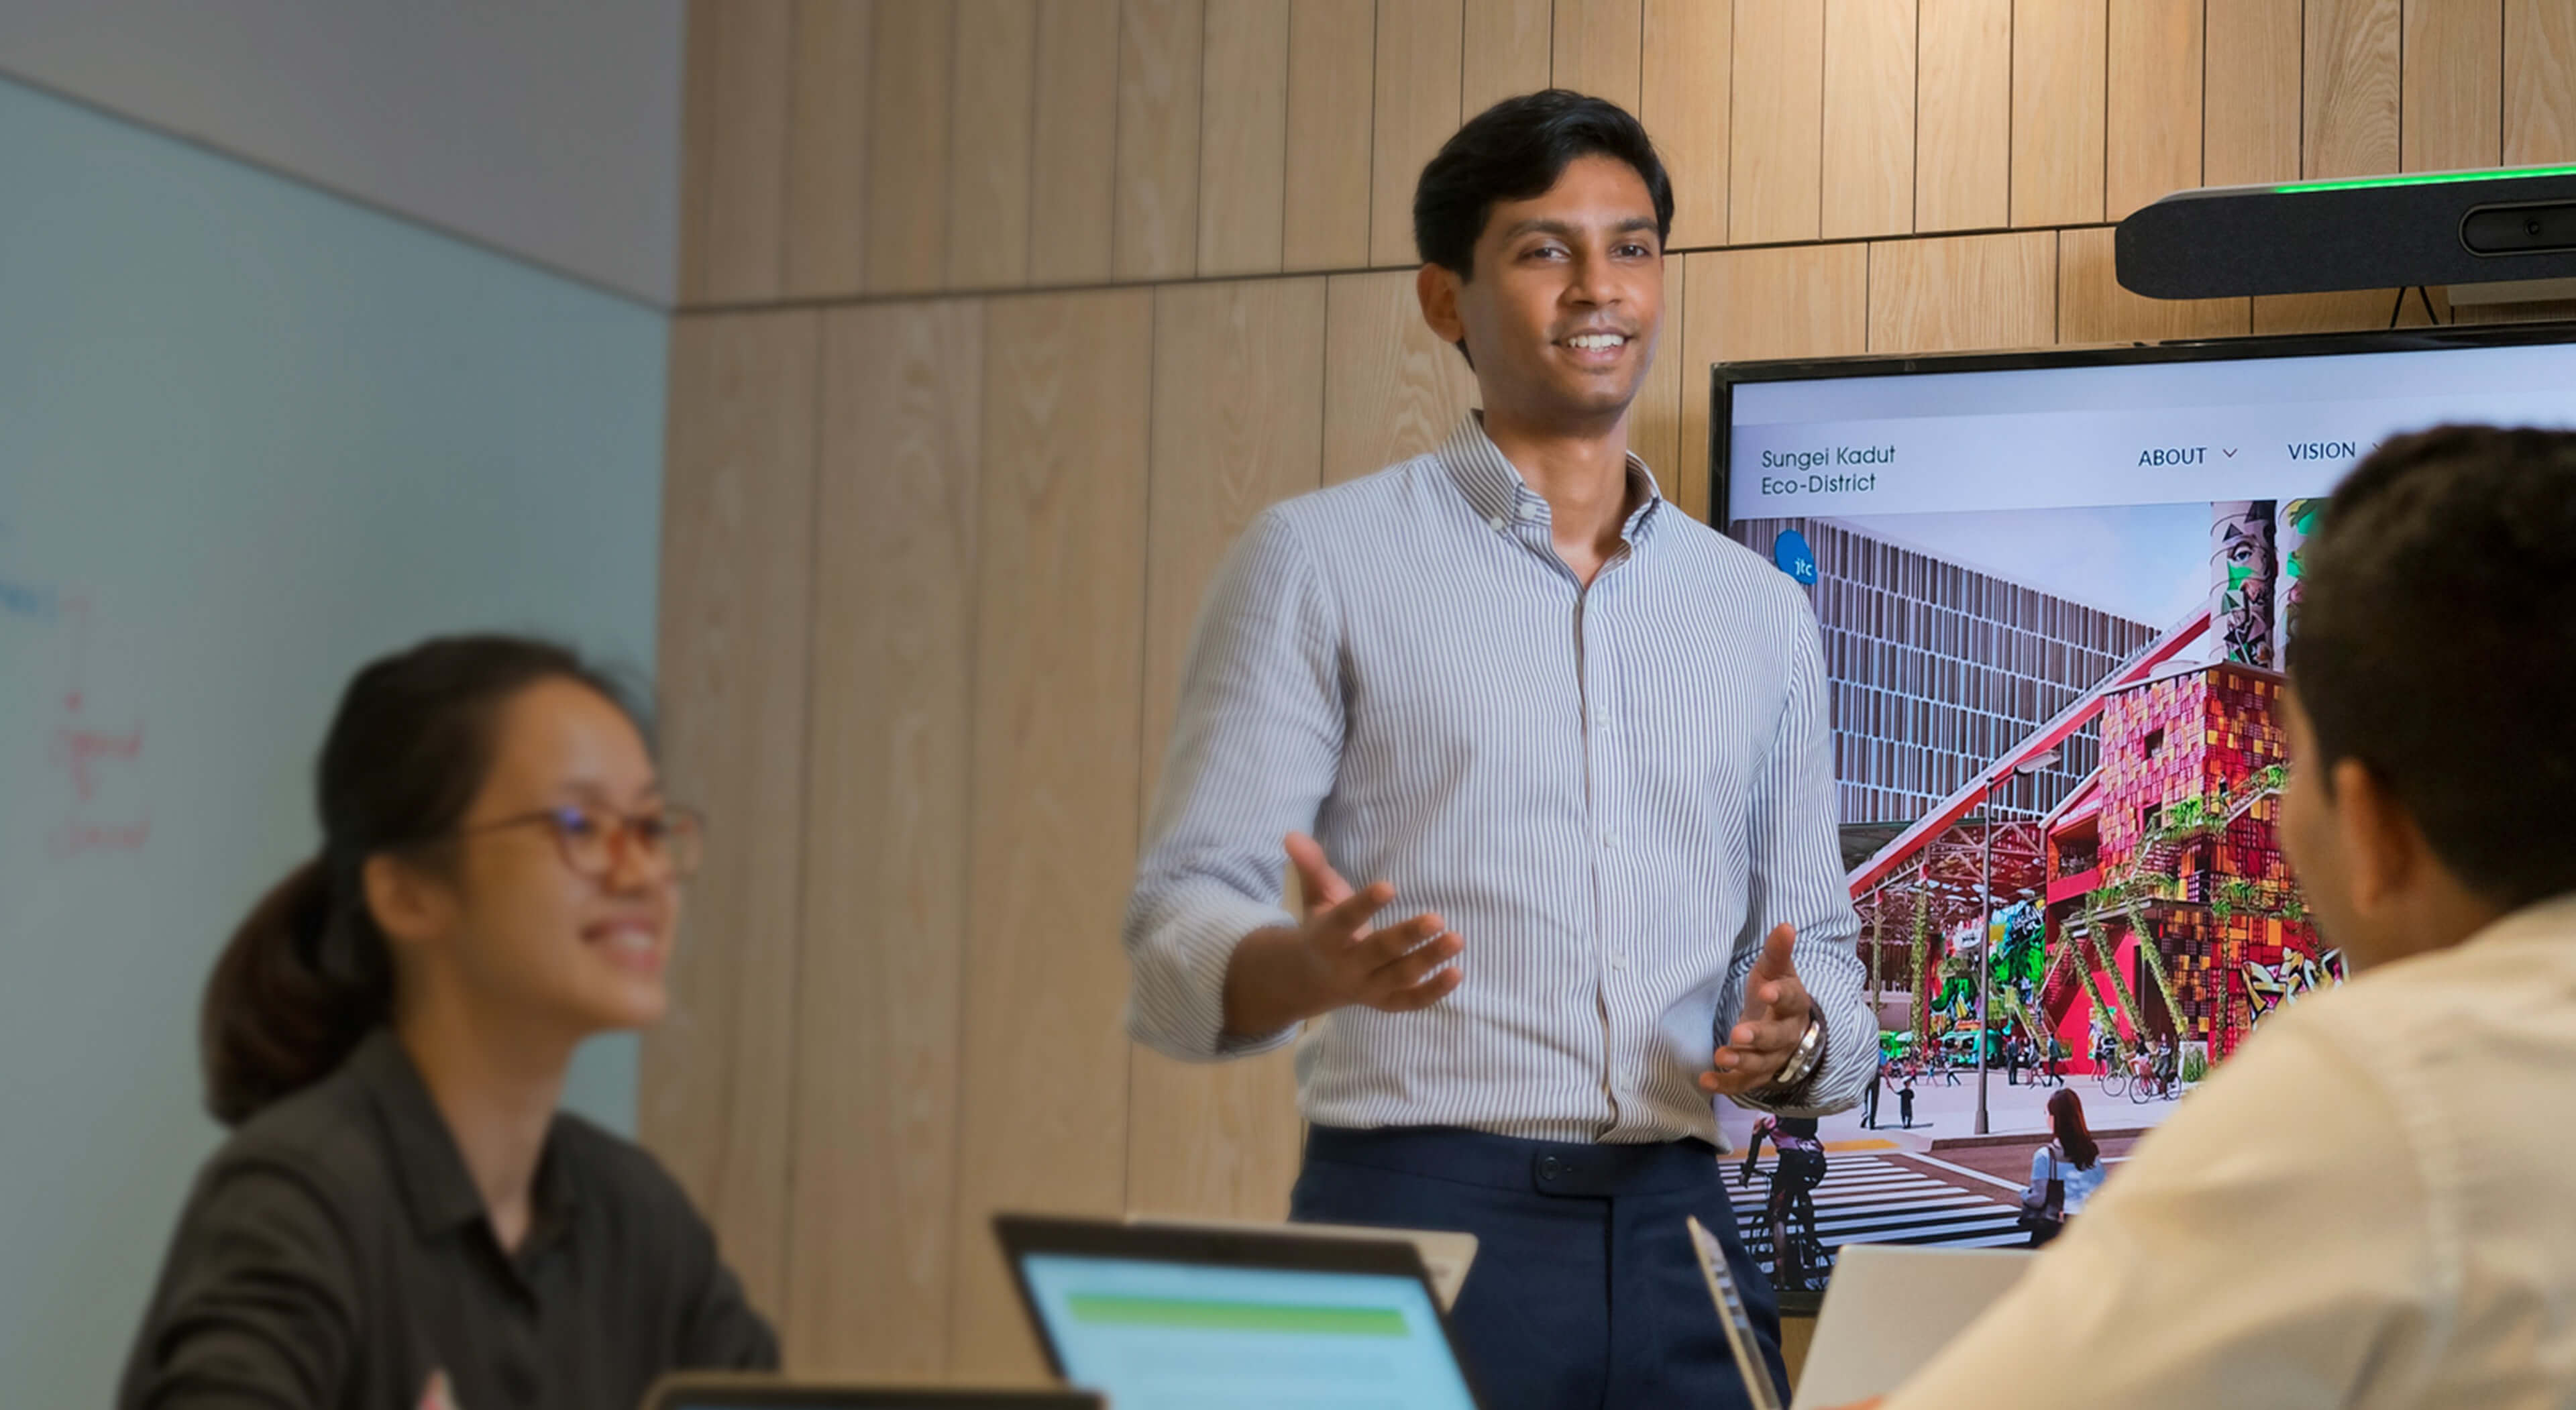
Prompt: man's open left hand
<box><xmin>1699</xmin><ymin>922</ymin><xmax>1815</xmax><ymax>1097</ymax></box>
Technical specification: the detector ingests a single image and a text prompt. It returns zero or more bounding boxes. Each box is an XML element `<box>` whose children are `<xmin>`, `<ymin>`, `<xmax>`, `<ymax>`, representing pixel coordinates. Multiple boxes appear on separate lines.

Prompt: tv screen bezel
<box><xmin>1707</xmin><ymin>319</ymin><xmax>2576</xmax><ymax>527</ymax></box>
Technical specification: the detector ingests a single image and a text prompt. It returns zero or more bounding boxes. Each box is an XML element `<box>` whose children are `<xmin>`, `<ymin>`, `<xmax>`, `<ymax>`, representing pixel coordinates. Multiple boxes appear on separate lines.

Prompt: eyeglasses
<box><xmin>449</xmin><ymin>804</ymin><xmax>706</xmax><ymax>879</ymax></box>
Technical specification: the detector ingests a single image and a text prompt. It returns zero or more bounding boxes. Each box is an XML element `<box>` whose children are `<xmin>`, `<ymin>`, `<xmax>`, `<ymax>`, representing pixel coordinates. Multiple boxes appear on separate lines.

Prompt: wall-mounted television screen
<box><xmin>1709</xmin><ymin>322</ymin><xmax>2576</xmax><ymax>1303</ymax></box>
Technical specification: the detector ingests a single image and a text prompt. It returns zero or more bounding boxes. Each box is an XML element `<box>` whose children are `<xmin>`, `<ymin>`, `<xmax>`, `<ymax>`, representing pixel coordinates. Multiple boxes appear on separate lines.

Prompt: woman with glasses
<box><xmin>119</xmin><ymin>635</ymin><xmax>775</xmax><ymax>1410</ymax></box>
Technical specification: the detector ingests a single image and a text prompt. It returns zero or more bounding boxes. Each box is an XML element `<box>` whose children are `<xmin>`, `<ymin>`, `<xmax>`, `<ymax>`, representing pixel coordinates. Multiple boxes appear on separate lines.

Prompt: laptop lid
<box><xmin>1786</xmin><ymin>1244</ymin><xmax>2033</xmax><ymax>1410</ymax></box>
<box><xmin>641</xmin><ymin>1374</ymin><xmax>1100</xmax><ymax>1410</ymax></box>
<box><xmin>1685</xmin><ymin>1215</ymin><xmax>1786</xmax><ymax>1410</ymax></box>
<box><xmin>994</xmin><ymin>1214</ymin><xmax>1485</xmax><ymax>1410</ymax></box>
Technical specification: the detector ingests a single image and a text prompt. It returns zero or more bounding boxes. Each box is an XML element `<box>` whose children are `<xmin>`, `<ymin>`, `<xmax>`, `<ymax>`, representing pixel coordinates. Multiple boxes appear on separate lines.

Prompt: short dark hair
<box><xmin>1413</xmin><ymin>89</ymin><xmax>1675</xmax><ymax>278</ymax></box>
<box><xmin>2288</xmin><ymin>425</ymin><xmax>2576</xmax><ymax>910</ymax></box>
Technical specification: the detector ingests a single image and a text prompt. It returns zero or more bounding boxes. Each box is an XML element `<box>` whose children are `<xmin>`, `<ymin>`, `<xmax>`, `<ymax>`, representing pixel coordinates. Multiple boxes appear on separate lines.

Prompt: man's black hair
<box><xmin>1413</xmin><ymin>89</ymin><xmax>1675</xmax><ymax>279</ymax></box>
<box><xmin>2288</xmin><ymin>424</ymin><xmax>2576</xmax><ymax>910</ymax></box>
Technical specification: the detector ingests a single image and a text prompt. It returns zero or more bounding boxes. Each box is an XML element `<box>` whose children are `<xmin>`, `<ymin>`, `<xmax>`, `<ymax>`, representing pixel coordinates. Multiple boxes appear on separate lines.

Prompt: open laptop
<box><xmin>642</xmin><ymin>1376</ymin><xmax>1099</xmax><ymax>1410</ymax></box>
<box><xmin>1686</xmin><ymin>1228</ymin><xmax>2034</xmax><ymax>1410</ymax></box>
<box><xmin>1784</xmin><ymin>1244</ymin><xmax>2033</xmax><ymax>1408</ymax></box>
<box><xmin>994</xmin><ymin>1213</ymin><xmax>1485</xmax><ymax>1409</ymax></box>
<box><xmin>1118</xmin><ymin>1213</ymin><xmax>1478</xmax><ymax>1311</ymax></box>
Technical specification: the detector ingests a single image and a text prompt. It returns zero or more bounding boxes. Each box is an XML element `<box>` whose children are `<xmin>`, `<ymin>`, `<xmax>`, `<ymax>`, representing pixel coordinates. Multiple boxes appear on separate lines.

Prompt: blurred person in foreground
<box><xmin>1842</xmin><ymin>425</ymin><xmax>2576</xmax><ymax>1409</ymax></box>
<box><xmin>121</xmin><ymin>636</ymin><xmax>775</xmax><ymax>1409</ymax></box>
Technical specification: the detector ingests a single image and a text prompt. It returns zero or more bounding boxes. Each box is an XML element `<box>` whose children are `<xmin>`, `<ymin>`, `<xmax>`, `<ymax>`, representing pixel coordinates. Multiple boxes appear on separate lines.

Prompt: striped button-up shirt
<box><xmin>1124</xmin><ymin>414</ymin><xmax>1874</xmax><ymax>1146</ymax></box>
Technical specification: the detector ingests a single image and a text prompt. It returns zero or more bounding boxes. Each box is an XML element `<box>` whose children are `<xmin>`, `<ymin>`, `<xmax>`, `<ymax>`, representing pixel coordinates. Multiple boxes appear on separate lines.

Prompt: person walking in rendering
<box><xmin>2019</xmin><ymin>1089</ymin><xmax>2107</xmax><ymax>1247</ymax></box>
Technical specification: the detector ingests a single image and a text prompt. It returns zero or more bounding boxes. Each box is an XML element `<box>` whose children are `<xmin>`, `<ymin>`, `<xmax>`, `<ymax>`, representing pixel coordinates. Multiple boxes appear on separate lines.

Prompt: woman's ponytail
<box><xmin>199</xmin><ymin>856</ymin><xmax>394</xmax><ymax>1126</ymax></box>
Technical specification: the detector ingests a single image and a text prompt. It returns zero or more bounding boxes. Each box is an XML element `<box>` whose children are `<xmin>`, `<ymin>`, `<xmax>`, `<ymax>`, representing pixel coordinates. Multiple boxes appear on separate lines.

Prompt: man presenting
<box><xmin>1123</xmin><ymin>91</ymin><xmax>1873</xmax><ymax>1408</ymax></box>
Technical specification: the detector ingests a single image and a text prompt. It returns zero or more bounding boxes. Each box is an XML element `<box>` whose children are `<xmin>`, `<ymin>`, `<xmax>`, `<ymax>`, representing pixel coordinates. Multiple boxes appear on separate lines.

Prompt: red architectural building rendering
<box><xmin>2040</xmin><ymin>661</ymin><xmax>2320</xmax><ymax>1064</ymax></box>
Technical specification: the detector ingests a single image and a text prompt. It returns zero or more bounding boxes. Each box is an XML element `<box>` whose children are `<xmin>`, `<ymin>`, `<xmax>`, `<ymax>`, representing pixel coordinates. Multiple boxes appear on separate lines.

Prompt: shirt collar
<box><xmin>1436</xmin><ymin>411</ymin><xmax>1666</xmax><ymax>545</ymax></box>
<box><xmin>349</xmin><ymin>1028</ymin><xmax>579</xmax><ymax>1243</ymax></box>
<box><xmin>2462</xmin><ymin>889</ymin><xmax>2576</xmax><ymax>951</ymax></box>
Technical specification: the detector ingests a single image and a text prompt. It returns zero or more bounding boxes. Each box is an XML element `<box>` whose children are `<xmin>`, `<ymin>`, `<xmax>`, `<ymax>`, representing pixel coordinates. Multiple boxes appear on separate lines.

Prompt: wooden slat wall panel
<box><xmin>2056</xmin><ymin>227</ymin><xmax>2249</xmax><ymax>342</ymax></box>
<box><xmin>1674</xmin><ymin>244</ymin><xmax>1871</xmax><ymax>525</ymax></box>
<box><xmin>2402</xmin><ymin>0</ymin><xmax>2503</xmax><ymax>172</ymax></box>
<box><xmin>1731</xmin><ymin>0</ymin><xmax>1827</xmax><ymax>244</ymax></box>
<box><xmin>1283</xmin><ymin>0</ymin><xmax>1378</xmax><ymax>270</ymax></box>
<box><xmin>2205</xmin><ymin>0</ymin><xmax>2302</xmax><ymax>185</ymax></box>
<box><xmin>2505</xmin><ymin>0</ymin><xmax>2576</xmax><ymax>163</ymax></box>
<box><xmin>865</xmin><ymin>2</ymin><xmax>953</xmax><ymax>293</ymax></box>
<box><xmin>1463</xmin><ymin>0</ymin><xmax>1557</xmax><ymax>117</ymax></box>
<box><xmin>1199</xmin><ymin>0</ymin><xmax>1293</xmax><ymax>276</ymax></box>
<box><xmin>1372</xmin><ymin>0</ymin><xmax>1466</xmax><ymax>266</ymax></box>
<box><xmin>2253</xmin><ymin>287</ymin><xmax>2449</xmax><ymax>333</ymax></box>
<box><xmin>949</xmin><ymin>1</ymin><xmax>1040</xmax><ymax>290</ymax></box>
<box><xmin>1123</xmin><ymin>278</ymin><xmax>1328</xmax><ymax>1226</ymax></box>
<box><xmin>2304</xmin><ymin>0</ymin><xmax>2402</xmax><ymax>179</ymax></box>
<box><xmin>782</xmin><ymin>0</ymin><xmax>871</xmax><ymax>298</ymax></box>
<box><xmin>1868</xmin><ymin>230</ymin><xmax>2058</xmax><ymax>353</ymax></box>
<box><xmin>2104</xmin><ymin>0</ymin><xmax>2201</xmax><ymax>220</ymax></box>
<box><xmin>1641</xmin><ymin>0</ymin><xmax>1731</xmax><ymax>248</ymax></box>
<box><xmin>2010</xmin><ymin>0</ymin><xmax>2106</xmax><ymax>226</ymax></box>
<box><xmin>1116</xmin><ymin>0</ymin><xmax>1207</xmax><ymax>280</ymax></box>
<box><xmin>683</xmin><ymin>0</ymin><xmax>792</xmax><ymax>305</ymax></box>
<box><xmin>1555</xmin><ymin>0</ymin><xmax>1646</xmax><ymax>111</ymax></box>
<box><xmin>786</xmin><ymin>301</ymin><xmax>982</xmax><ymax>1374</ymax></box>
<box><xmin>1030</xmin><ymin>0</ymin><xmax>1124</xmax><ymax>287</ymax></box>
<box><xmin>1632</xmin><ymin>258</ymin><xmax>1686</xmax><ymax>483</ymax></box>
<box><xmin>1821</xmin><ymin>0</ymin><xmax>1917</xmax><ymax>239</ymax></box>
<box><xmin>947</xmin><ymin>289</ymin><xmax>1155</xmax><ymax>1380</ymax></box>
<box><xmin>645</xmin><ymin>311</ymin><xmax>820</xmax><ymax>1322</ymax></box>
<box><xmin>1323</xmin><ymin>270</ymin><xmax>1481</xmax><ymax>483</ymax></box>
<box><xmin>1915</xmin><ymin>0</ymin><xmax>2011</xmax><ymax>231</ymax></box>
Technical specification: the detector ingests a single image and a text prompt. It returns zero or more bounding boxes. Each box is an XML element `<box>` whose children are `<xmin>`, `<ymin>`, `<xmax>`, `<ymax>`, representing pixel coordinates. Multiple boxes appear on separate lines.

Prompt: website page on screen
<box><xmin>1018</xmin><ymin>1256</ymin><xmax>1479</xmax><ymax>1410</ymax></box>
<box><xmin>1715</xmin><ymin>337</ymin><xmax>2576</xmax><ymax>1297</ymax></box>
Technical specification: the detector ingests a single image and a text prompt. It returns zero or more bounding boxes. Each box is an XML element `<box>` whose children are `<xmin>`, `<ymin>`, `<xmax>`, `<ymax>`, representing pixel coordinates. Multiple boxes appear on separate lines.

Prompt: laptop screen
<box><xmin>1018</xmin><ymin>1253</ymin><xmax>1479</xmax><ymax>1410</ymax></box>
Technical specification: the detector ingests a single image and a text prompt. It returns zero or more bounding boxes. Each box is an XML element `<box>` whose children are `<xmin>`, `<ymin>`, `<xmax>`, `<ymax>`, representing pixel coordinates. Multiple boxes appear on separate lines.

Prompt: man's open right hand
<box><xmin>1285</xmin><ymin>832</ymin><xmax>1464</xmax><ymax>1014</ymax></box>
<box><xmin>1220</xmin><ymin>833</ymin><xmax>1464</xmax><ymax>1038</ymax></box>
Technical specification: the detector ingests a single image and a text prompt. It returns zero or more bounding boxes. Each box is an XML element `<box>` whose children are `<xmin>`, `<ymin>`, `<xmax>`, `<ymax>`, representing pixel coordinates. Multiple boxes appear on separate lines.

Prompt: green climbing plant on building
<box><xmin>1909</xmin><ymin>881</ymin><xmax>1935</xmax><ymax>1043</ymax></box>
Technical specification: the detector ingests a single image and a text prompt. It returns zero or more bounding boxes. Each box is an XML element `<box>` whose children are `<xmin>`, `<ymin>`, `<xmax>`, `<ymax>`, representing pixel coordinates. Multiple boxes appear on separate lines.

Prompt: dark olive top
<box><xmin>120</xmin><ymin>1030</ymin><xmax>776</xmax><ymax>1409</ymax></box>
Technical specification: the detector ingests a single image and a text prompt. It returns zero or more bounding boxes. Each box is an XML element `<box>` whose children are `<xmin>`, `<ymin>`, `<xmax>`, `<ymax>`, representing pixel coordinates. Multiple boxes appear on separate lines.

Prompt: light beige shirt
<box><xmin>1883</xmin><ymin>893</ymin><xmax>2576</xmax><ymax>1410</ymax></box>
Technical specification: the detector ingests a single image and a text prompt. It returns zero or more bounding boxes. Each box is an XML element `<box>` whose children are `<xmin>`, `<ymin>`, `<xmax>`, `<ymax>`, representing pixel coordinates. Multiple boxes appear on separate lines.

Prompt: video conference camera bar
<box><xmin>2116</xmin><ymin>164</ymin><xmax>2576</xmax><ymax>301</ymax></box>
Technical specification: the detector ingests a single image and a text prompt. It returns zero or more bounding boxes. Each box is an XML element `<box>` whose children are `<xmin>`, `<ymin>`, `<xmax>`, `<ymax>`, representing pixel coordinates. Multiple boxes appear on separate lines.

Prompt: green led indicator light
<box><xmin>2275</xmin><ymin>162</ymin><xmax>2576</xmax><ymax>194</ymax></box>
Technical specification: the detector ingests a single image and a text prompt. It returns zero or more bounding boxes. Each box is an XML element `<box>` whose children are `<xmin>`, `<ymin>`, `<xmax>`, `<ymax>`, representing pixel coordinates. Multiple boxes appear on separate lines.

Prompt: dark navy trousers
<box><xmin>1288</xmin><ymin>1125</ymin><xmax>1791</xmax><ymax>1410</ymax></box>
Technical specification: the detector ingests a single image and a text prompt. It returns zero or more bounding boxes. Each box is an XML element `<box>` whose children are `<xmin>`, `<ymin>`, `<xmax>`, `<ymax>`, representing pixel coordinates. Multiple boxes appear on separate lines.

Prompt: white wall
<box><xmin>0</xmin><ymin>73</ymin><xmax>667</xmax><ymax>1403</ymax></box>
<box><xmin>0</xmin><ymin>0</ymin><xmax>684</xmax><ymax>305</ymax></box>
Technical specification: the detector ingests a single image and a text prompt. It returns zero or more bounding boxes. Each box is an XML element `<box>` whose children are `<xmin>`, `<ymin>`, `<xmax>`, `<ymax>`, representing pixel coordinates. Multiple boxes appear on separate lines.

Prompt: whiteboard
<box><xmin>0</xmin><ymin>76</ymin><xmax>667</xmax><ymax>1402</ymax></box>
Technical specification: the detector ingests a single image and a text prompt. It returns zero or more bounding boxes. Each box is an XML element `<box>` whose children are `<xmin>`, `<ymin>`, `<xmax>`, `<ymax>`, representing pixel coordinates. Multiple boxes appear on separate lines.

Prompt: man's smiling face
<box><xmin>1423</xmin><ymin>152</ymin><xmax>1665</xmax><ymax>434</ymax></box>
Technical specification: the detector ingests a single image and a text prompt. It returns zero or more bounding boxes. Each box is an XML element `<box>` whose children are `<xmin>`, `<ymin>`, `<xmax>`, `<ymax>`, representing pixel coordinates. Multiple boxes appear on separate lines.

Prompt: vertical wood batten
<box><xmin>864</xmin><ymin>1</ymin><xmax>955</xmax><ymax>292</ymax></box>
<box><xmin>1198</xmin><ymin>0</ymin><xmax>1294</xmax><ymax>276</ymax></box>
<box><xmin>1915</xmin><ymin>0</ymin><xmax>2011</xmax><ymax>231</ymax></box>
<box><xmin>1821</xmin><ymin>0</ymin><xmax>1919</xmax><ymax>239</ymax></box>
<box><xmin>1030</xmin><ymin>0</ymin><xmax>1124</xmax><ymax>287</ymax></box>
<box><xmin>1371</xmin><ymin>0</ymin><xmax>1467</xmax><ymax>266</ymax></box>
<box><xmin>1642</xmin><ymin>0</ymin><xmax>1733</xmax><ymax>249</ymax></box>
<box><xmin>946</xmin><ymin>289</ymin><xmax>1155</xmax><ymax>1379</ymax></box>
<box><xmin>647</xmin><ymin>310</ymin><xmax>822</xmax><ymax>1325</ymax></box>
<box><xmin>2304</xmin><ymin>0</ymin><xmax>2403</xmax><ymax>180</ymax></box>
<box><xmin>1115</xmin><ymin>0</ymin><xmax>1208</xmax><ymax>281</ymax></box>
<box><xmin>787</xmin><ymin>301</ymin><xmax>983</xmax><ymax>1372</ymax></box>
<box><xmin>1730</xmin><ymin>0</ymin><xmax>1828</xmax><ymax>244</ymax></box>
